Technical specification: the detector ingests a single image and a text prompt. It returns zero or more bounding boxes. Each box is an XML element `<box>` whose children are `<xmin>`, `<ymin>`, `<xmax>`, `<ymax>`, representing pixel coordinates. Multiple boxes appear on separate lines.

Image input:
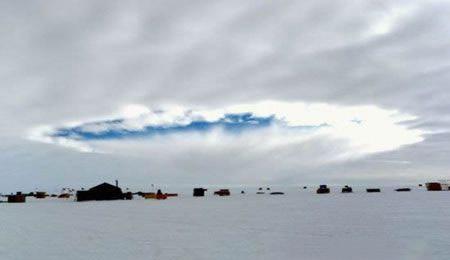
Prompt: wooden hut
<box><xmin>35</xmin><ymin>191</ymin><xmax>47</xmax><ymax>199</ymax></box>
<box><xmin>8</xmin><ymin>192</ymin><xmax>26</xmax><ymax>203</ymax></box>
<box><xmin>193</xmin><ymin>188</ymin><xmax>207</xmax><ymax>197</ymax></box>
<box><xmin>341</xmin><ymin>185</ymin><xmax>353</xmax><ymax>193</ymax></box>
<box><xmin>425</xmin><ymin>182</ymin><xmax>442</xmax><ymax>191</ymax></box>
<box><xmin>76</xmin><ymin>182</ymin><xmax>125</xmax><ymax>202</ymax></box>
<box><xmin>58</xmin><ymin>193</ymin><xmax>71</xmax><ymax>199</ymax></box>
<box><xmin>214</xmin><ymin>189</ymin><xmax>230</xmax><ymax>196</ymax></box>
<box><xmin>316</xmin><ymin>185</ymin><xmax>330</xmax><ymax>194</ymax></box>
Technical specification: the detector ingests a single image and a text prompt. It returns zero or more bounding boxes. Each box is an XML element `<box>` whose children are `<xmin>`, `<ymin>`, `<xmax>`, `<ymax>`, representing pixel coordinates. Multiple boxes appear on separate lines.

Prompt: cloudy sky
<box><xmin>1</xmin><ymin>0</ymin><xmax>450</xmax><ymax>192</ymax></box>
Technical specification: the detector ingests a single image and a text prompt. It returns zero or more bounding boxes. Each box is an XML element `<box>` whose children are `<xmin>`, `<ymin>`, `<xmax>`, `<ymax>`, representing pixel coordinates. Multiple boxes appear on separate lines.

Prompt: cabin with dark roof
<box><xmin>7</xmin><ymin>192</ymin><xmax>26</xmax><ymax>203</ymax></box>
<box><xmin>76</xmin><ymin>182</ymin><xmax>126</xmax><ymax>202</ymax></box>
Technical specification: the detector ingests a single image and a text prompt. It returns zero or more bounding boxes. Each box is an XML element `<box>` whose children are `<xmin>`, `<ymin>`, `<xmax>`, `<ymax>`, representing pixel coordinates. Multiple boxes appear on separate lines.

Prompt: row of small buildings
<box><xmin>3</xmin><ymin>181</ymin><xmax>449</xmax><ymax>203</ymax></box>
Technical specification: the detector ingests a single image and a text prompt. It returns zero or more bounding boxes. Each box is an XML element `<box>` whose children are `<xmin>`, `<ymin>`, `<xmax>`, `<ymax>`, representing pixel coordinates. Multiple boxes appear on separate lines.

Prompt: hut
<box><xmin>366</xmin><ymin>188</ymin><xmax>381</xmax><ymax>193</ymax></box>
<box><xmin>316</xmin><ymin>185</ymin><xmax>330</xmax><ymax>194</ymax></box>
<box><xmin>395</xmin><ymin>188</ymin><xmax>411</xmax><ymax>192</ymax></box>
<box><xmin>214</xmin><ymin>189</ymin><xmax>230</xmax><ymax>196</ymax></box>
<box><xmin>58</xmin><ymin>193</ymin><xmax>71</xmax><ymax>199</ymax></box>
<box><xmin>76</xmin><ymin>182</ymin><xmax>125</xmax><ymax>202</ymax></box>
<box><xmin>341</xmin><ymin>185</ymin><xmax>353</xmax><ymax>193</ymax></box>
<box><xmin>34</xmin><ymin>191</ymin><xmax>47</xmax><ymax>199</ymax></box>
<box><xmin>425</xmin><ymin>182</ymin><xmax>442</xmax><ymax>191</ymax></box>
<box><xmin>124</xmin><ymin>192</ymin><xmax>133</xmax><ymax>200</ymax></box>
<box><xmin>193</xmin><ymin>188</ymin><xmax>207</xmax><ymax>197</ymax></box>
<box><xmin>155</xmin><ymin>189</ymin><xmax>167</xmax><ymax>200</ymax></box>
<box><xmin>8</xmin><ymin>192</ymin><xmax>26</xmax><ymax>203</ymax></box>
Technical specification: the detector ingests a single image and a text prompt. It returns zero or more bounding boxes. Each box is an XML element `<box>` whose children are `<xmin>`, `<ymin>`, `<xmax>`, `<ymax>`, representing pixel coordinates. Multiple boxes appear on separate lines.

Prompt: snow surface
<box><xmin>1</xmin><ymin>187</ymin><xmax>450</xmax><ymax>260</ymax></box>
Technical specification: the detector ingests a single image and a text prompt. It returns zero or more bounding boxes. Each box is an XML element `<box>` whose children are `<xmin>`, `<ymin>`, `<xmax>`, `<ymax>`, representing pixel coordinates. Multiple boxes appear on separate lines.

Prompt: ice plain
<box><xmin>1</xmin><ymin>187</ymin><xmax>449</xmax><ymax>260</ymax></box>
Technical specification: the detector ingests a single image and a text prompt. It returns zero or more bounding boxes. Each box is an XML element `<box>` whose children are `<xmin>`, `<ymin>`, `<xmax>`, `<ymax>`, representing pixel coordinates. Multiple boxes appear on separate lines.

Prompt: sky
<box><xmin>1</xmin><ymin>0</ymin><xmax>450</xmax><ymax>192</ymax></box>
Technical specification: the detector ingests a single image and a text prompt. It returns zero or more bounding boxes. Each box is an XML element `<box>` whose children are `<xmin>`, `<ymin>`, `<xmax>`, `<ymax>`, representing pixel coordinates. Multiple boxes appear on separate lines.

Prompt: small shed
<box><xmin>395</xmin><ymin>188</ymin><xmax>411</xmax><ymax>192</ymax></box>
<box><xmin>214</xmin><ymin>189</ymin><xmax>230</xmax><ymax>196</ymax></box>
<box><xmin>35</xmin><ymin>191</ymin><xmax>47</xmax><ymax>199</ymax></box>
<box><xmin>341</xmin><ymin>185</ymin><xmax>353</xmax><ymax>193</ymax></box>
<box><xmin>316</xmin><ymin>185</ymin><xmax>330</xmax><ymax>194</ymax></box>
<box><xmin>8</xmin><ymin>192</ymin><xmax>26</xmax><ymax>203</ymax></box>
<box><xmin>425</xmin><ymin>182</ymin><xmax>442</xmax><ymax>191</ymax></box>
<box><xmin>193</xmin><ymin>188</ymin><xmax>207</xmax><ymax>197</ymax></box>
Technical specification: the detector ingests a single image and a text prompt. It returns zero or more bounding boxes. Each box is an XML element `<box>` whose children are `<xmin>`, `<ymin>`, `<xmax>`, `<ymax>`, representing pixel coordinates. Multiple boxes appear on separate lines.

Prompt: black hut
<box><xmin>76</xmin><ymin>182</ymin><xmax>125</xmax><ymax>202</ymax></box>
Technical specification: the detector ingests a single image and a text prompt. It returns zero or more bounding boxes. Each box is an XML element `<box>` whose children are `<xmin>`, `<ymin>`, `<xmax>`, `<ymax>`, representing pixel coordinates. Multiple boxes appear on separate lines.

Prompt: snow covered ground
<box><xmin>1</xmin><ymin>187</ymin><xmax>450</xmax><ymax>260</ymax></box>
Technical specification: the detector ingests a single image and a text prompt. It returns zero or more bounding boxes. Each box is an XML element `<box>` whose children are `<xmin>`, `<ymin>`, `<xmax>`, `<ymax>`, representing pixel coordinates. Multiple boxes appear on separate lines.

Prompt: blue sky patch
<box><xmin>51</xmin><ymin>113</ymin><xmax>278</xmax><ymax>140</ymax></box>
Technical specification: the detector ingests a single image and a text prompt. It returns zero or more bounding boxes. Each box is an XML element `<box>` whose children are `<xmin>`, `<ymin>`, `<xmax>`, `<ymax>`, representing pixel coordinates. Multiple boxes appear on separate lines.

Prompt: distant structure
<box><xmin>395</xmin><ymin>188</ymin><xmax>411</xmax><ymax>192</ymax></box>
<box><xmin>34</xmin><ymin>191</ymin><xmax>47</xmax><ymax>199</ymax></box>
<box><xmin>341</xmin><ymin>185</ymin><xmax>353</xmax><ymax>193</ymax></box>
<box><xmin>123</xmin><ymin>192</ymin><xmax>133</xmax><ymax>200</ymax></box>
<box><xmin>193</xmin><ymin>188</ymin><xmax>207</xmax><ymax>197</ymax></box>
<box><xmin>8</xmin><ymin>192</ymin><xmax>26</xmax><ymax>203</ymax></box>
<box><xmin>316</xmin><ymin>185</ymin><xmax>330</xmax><ymax>194</ymax></box>
<box><xmin>214</xmin><ymin>189</ymin><xmax>230</xmax><ymax>196</ymax></box>
<box><xmin>425</xmin><ymin>182</ymin><xmax>442</xmax><ymax>191</ymax></box>
<box><xmin>366</xmin><ymin>188</ymin><xmax>381</xmax><ymax>193</ymax></box>
<box><xmin>76</xmin><ymin>182</ymin><xmax>126</xmax><ymax>202</ymax></box>
<box><xmin>270</xmin><ymin>192</ymin><xmax>284</xmax><ymax>195</ymax></box>
<box><xmin>58</xmin><ymin>193</ymin><xmax>71</xmax><ymax>199</ymax></box>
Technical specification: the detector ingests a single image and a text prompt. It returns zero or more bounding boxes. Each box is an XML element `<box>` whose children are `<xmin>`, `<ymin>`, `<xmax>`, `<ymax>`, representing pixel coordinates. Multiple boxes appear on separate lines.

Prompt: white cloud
<box><xmin>27</xmin><ymin>101</ymin><xmax>425</xmax><ymax>163</ymax></box>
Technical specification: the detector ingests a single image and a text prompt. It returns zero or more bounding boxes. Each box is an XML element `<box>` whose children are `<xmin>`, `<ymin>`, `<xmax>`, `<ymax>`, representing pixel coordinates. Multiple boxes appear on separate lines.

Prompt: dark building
<box><xmin>395</xmin><ymin>188</ymin><xmax>411</xmax><ymax>192</ymax></box>
<box><xmin>425</xmin><ymin>182</ymin><xmax>442</xmax><ymax>191</ymax></box>
<box><xmin>214</xmin><ymin>189</ymin><xmax>230</xmax><ymax>196</ymax></box>
<box><xmin>316</xmin><ymin>185</ymin><xmax>330</xmax><ymax>194</ymax></box>
<box><xmin>35</xmin><ymin>191</ymin><xmax>47</xmax><ymax>199</ymax></box>
<box><xmin>341</xmin><ymin>185</ymin><xmax>353</xmax><ymax>193</ymax></box>
<box><xmin>76</xmin><ymin>182</ymin><xmax>126</xmax><ymax>202</ymax></box>
<box><xmin>123</xmin><ymin>192</ymin><xmax>133</xmax><ymax>200</ymax></box>
<box><xmin>366</xmin><ymin>188</ymin><xmax>381</xmax><ymax>193</ymax></box>
<box><xmin>270</xmin><ymin>192</ymin><xmax>284</xmax><ymax>195</ymax></box>
<box><xmin>8</xmin><ymin>192</ymin><xmax>26</xmax><ymax>203</ymax></box>
<box><xmin>193</xmin><ymin>188</ymin><xmax>207</xmax><ymax>197</ymax></box>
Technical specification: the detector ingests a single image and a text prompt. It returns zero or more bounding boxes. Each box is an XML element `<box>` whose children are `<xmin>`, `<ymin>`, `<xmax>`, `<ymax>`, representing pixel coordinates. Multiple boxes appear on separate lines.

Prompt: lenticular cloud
<box><xmin>27</xmin><ymin>101</ymin><xmax>425</xmax><ymax>161</ymax></box>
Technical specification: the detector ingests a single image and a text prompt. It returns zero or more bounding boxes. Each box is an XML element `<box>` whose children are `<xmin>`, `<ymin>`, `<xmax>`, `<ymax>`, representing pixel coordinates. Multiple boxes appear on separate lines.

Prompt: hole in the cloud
<box><xmin>27</xmin><ymin>101</ymin><xmax>425</xmax><ymax>159</ymax></box>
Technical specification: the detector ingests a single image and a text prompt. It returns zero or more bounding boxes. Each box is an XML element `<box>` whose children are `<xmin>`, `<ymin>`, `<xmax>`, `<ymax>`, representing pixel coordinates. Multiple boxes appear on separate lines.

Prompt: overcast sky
<box><xmin>1</xmin><ymin>0</ymin><xmax>450</xmax><ymax>192</ymax></box>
